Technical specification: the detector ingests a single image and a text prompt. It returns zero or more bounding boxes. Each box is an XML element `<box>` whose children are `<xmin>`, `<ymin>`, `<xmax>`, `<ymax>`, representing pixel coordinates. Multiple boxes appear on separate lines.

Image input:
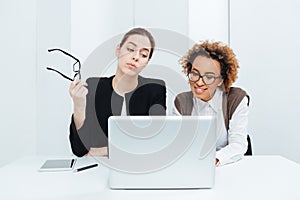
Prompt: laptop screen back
<box><xmin>108</xmin><ymin>116</ymin><xmax>216</xmax><ymax>189</ymax></box>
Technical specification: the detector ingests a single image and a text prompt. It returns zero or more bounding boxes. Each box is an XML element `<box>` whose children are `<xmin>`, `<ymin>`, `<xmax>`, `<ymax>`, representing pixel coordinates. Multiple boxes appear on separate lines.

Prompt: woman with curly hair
<box><xmin>174</xmin><ymin>41</ymin><xmax>251</xmax><ymax>166</ymax></box>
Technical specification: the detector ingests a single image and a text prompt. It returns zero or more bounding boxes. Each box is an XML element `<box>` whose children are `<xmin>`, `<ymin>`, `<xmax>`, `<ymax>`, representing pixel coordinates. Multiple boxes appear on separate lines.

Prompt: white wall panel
<box><xmin>134</xmin><ymin>0</ymin><xmax>190</xmax><ymax>114</ymax></box>
<box><xmin>36</xmin><ymin>0</ymin><xmax>72</xmax><ymax>156</ymax></box>
<box><xmin>0</xmin><ymin>0</ymin><xmax>37</xmax><ymax>166</ymax></box>
<box><xmin>189</xmin><ymin>0</ymin><xmax>229</xmax><ymax>43</ymax></box>
<box><xmin>71</xmin><ymin>0</ymin><xmax>134</xmax><ymax>63</ymax></box>
<box><xmin>230</xmin><ymin>0</ymin><xmax>300</xmax><ymax>163</ymax></box>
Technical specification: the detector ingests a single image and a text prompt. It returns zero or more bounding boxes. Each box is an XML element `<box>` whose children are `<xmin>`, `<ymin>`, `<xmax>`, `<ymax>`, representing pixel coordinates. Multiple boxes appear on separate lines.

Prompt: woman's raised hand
<box><xmin>69</xmin><ymin>80</ymin><xmax>88</xmax><ymax>129</ymax></box>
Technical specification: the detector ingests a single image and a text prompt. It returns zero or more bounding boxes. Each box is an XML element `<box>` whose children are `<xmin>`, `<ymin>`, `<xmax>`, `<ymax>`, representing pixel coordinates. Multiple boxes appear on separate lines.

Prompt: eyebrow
<box><xmin>191</xmin><ymin>68</ymin><xmax>216</xmax><ymax>75</ymax></box>
<box><xmin>191</xmin><ymin>68</ymin><xmax>200</xmax><ymax>73</ymax></box>
<box><xmin>128</xmin><ymin>42</ymin><xmax>150</xmax><ymax>52</ymax></box>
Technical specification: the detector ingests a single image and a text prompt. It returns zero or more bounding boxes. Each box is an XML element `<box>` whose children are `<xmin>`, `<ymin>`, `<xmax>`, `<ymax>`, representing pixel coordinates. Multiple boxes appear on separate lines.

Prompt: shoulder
<box><xmin>86</xmin><ymin>76</ymin><xmax>114</xmax><ymax>83</ymax></box>
<box><xmin>86</xmin><ymin>76</ymin><xmax>113</xmax><ymax>85</ymax></box>
<box><xmin>227</xmin><ymin>87</ymin><xmax>247</xmax><ymax>96</ymax></box>
<box><xmin>175</xmin><ymin>91</ymin><xmax>193</xmax><ymax>102</ymax></box>
<box><xmin>227</xmin><ymin>87</ymin><xmax>250</xmax><ymax>107</ymax></box>
<box><xmin>138</xmin><ymin>75</ymin><xmax>165</xmax><ymax>86</ymax></box>
<box><xmin>86</xmin><ymin>76</ymin><xmax>113</xmax><ymax>93</ymax></box>
<box><xmin>174</xmin><ymin>91</ymin><xmax>193</xmax><ymax>105</ymax></box>
<box><xmin>86</xmin><ymin>76</ymin><xmax>114</xmax><ymax>86</ymax></box>
<box><xmin>174</xmin><ymin>91</ymin><xmax>193</xmax><ymax>114</ymax></box>
<box><xmin>137</xmin><ymin>76</ymin><xmax>166</xmax><ymax>95</ymax></box>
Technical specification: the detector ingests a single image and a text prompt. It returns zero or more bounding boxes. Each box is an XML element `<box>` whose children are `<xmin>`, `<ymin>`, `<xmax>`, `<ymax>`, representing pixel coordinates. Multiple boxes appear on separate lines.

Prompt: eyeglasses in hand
<box><xmin>46</xmin><ymin>48</ymin><xmax>81</xmax><ymax>81</ymax></box>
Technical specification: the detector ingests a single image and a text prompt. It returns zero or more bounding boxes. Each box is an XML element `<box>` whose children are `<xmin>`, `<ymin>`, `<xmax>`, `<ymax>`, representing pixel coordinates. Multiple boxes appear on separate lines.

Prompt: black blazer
<box><xmin>69</xmin><ymin>75</ymin><xmax>166</xmax><ymax>157</ymax></box>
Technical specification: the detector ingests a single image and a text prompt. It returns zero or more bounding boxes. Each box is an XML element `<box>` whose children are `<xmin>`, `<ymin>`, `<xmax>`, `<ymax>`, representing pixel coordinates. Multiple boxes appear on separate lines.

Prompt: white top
<box><xmin>173</xmin><ymin>88</ymin><xmax>249</xmax><ymax>166</ymax></box>
<box><xmin>120</xmin><ymin>96</ymin><xmax>127</xmax><ymax>116</ymax></box>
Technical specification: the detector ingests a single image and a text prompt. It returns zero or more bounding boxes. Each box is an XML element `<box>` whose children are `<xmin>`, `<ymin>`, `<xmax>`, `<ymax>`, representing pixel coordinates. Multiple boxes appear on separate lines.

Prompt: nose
<box><xmin>195</xmin><ymin>76</ymin><xmax>206</xmax><ymax>86</ymax></box>
<box><xmin>132</xmin><ymin>50</ymin><xmax>139</xmax><ymax>61</ymax></box>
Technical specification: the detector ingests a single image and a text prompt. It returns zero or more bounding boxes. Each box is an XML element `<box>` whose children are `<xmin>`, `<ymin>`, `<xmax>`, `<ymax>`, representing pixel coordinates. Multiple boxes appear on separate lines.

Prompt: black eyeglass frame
<box><xmin>46</xmin><ymin>48</ymin><xmax>81</xmax><ymax>81</ymax></box>
<box><xmin>187</xmin><ymin>71</ymin><xmax>222</xmax><ymax>85</ymax></box>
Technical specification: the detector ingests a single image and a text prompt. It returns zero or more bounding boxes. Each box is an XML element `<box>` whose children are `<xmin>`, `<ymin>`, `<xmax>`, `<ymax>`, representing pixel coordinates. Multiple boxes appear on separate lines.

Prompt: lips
<box><xmin>194</xmin><ymin>86</ymin><xmax>207</xmax><ymax>95</ymax></box>
<box><xmin>126</xmin><ymin>63</ymin><xmax>137</xmax><ymax>69</ymax></box>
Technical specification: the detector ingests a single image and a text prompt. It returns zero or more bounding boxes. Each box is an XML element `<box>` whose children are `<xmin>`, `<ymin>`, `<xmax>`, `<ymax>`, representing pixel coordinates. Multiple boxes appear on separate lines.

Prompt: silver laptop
<box><xmin>107</xmin><ymin>116</ymin><xmax>216</xmax><ymax>189</ymax></box>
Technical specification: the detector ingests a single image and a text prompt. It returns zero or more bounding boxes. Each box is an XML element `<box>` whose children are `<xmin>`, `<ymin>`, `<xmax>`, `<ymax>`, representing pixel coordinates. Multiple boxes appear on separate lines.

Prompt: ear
<box><xmin>217</xmin><ymin>79</ymin><xmax>224</xmax><ymax>87</ymax></box>
<box><xmin>115</xmin><ymin>44</ymin><xmax>121</xmax><ymax>57</ymax></box>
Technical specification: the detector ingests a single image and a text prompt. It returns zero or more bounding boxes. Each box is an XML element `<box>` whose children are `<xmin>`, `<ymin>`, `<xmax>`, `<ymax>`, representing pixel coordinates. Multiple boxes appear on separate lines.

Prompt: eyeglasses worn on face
<box><xmin>46</xmin><ymin>48</ymin><xmax>81</xmax><ymax>81</ymax></box>
<box><xmin>187</xmin><ymin>71</ymin><xmax>222</xmax><ymax>85</ymax></box>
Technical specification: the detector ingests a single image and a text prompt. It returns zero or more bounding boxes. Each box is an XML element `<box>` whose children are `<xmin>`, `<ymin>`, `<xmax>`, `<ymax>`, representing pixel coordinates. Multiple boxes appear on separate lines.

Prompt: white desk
<box><xmin>0</xmin><ymin>156</ymin><xmax>299</xmax><ymax>200</ymax></box>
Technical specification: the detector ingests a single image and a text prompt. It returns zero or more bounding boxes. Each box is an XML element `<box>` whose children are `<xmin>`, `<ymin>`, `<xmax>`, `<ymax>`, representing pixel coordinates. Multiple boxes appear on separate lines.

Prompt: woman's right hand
<box><xmin>69</xmin><ymin>80</ymin><xmax>88</xmax><ymax>129</ymax></box>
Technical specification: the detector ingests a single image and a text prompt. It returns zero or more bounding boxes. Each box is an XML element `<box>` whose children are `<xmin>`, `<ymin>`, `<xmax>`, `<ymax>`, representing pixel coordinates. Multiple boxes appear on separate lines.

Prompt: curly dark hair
<box><xmin>179</xmin><ymin>41</ymin><xmax>239</xmax><ymax>93</ymax></box>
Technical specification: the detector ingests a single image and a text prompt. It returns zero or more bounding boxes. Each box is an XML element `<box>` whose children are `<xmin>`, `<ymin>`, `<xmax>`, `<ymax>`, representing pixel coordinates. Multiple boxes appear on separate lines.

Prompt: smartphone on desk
<box><xmin>39</xmin><ymin>159</ymin><xmax>77</xmax><ymax>172</ymax></box>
